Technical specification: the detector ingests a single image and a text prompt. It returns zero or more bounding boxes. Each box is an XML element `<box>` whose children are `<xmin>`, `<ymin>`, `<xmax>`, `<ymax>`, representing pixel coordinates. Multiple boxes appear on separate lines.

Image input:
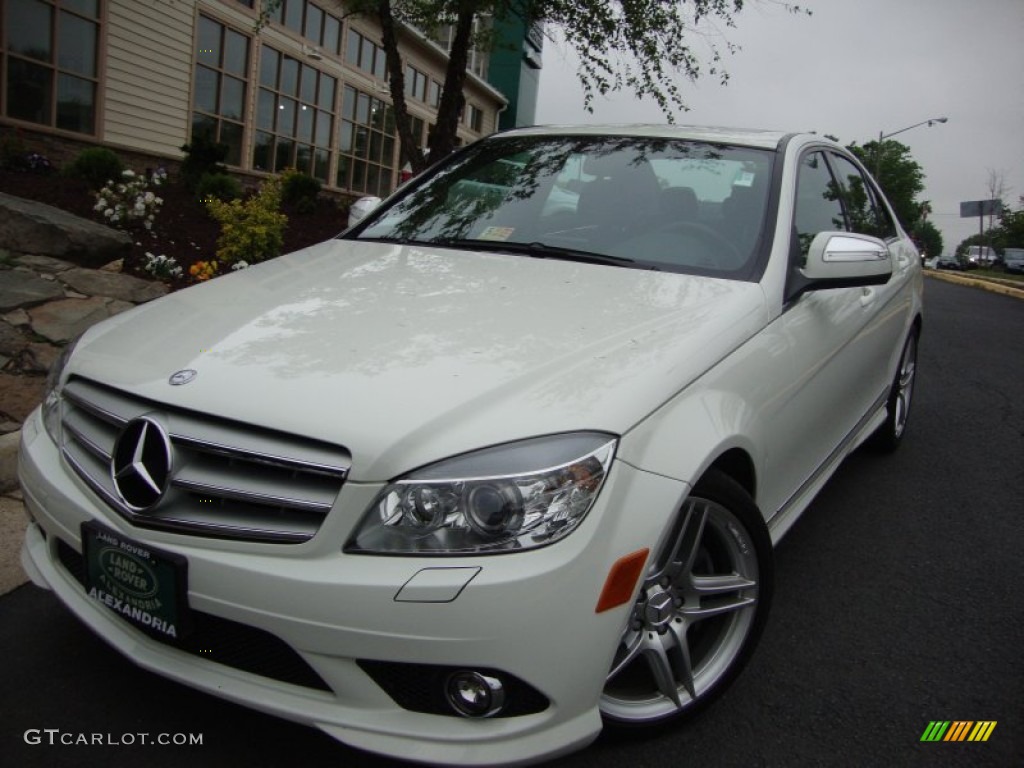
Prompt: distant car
<box><xmin>1003</xmin><ymin>247</ymin><xmax>1024</xmax><ymax>274</ymax></box>
<box><xmin>21</xmin><ymin>126</ymin><xmax>922</xmax><ymax>766</ymax></box>
<box><xmin>966</xmin><ymin>245</ymin><xmax>997</xmax><ymax>267</ymax></box>
<box><xmin>937</xmin><ymin>254</ymin><xmax>962</xmax><ymax>270</ymax></box>
<box><xmin>923</xmin><ymin>256</ymin><xmax>939</xmax><ymax>269</ymax></box>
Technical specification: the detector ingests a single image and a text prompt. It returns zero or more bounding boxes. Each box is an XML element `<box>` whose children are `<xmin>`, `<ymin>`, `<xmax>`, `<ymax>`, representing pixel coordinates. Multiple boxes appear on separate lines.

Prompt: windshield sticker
<box><xmin>733</xmin><ymin>171</ymin><xmax>755</xmax><ymax>188</ymax></box>
<box><xmin>479</xmin><ymin>226</ymin><xmax>516</xmax><ymax>241</ymax></box>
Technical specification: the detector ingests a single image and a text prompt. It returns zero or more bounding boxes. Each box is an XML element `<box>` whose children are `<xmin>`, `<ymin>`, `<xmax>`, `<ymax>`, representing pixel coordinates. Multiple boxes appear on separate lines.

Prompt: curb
<box><xmin>924</xmin><ymin>270</ymin><xmax>1024</xmax><ymax>299</ymax></box>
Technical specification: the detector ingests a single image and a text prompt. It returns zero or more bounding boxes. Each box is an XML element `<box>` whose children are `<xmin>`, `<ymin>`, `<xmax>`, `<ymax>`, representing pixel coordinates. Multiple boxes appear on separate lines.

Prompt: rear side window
<box><xmin>829</xmin><ymin>153</ymin><xmax>898</xmax><ymax>241</ymax></box>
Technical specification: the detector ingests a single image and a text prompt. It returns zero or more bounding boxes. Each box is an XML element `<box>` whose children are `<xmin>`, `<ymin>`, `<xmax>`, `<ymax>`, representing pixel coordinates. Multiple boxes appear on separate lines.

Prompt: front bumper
<box><xmin>18</xmin><ymin>408</ymin><xmax>687</xmax><ymax>766</ymax></box>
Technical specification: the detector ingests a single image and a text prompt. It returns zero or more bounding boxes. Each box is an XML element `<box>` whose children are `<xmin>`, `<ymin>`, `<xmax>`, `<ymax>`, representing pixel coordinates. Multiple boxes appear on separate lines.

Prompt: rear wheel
<box><xmin>601</xmin><ymin>469</ymin><xmax>772</xmax><ymax>728</ymax></box>
<box><xmin>868</xmin><ymin>330</ymin><xmax>918</xmax><ymax>453</ymax></box>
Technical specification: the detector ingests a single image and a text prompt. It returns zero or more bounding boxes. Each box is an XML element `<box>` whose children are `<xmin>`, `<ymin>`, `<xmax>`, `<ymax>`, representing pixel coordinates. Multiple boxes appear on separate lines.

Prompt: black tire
<box><xmin>868</xmin><ymin>329</ymin><xmax>919</xmax><ymax>453</ymax></box>
<box><xmin>601</xmin><ymin>468</ymin><xmax>773</xmax><ymax>730</ymax></box>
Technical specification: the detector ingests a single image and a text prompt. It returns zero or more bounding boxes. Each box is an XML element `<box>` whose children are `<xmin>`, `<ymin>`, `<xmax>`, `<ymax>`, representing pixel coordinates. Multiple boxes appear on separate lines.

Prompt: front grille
<box><xmin>358</xmin><ymin>659</ymin><xmax>549</xmax><ymax>718</ymax></box>
<box><xmin>59</xmin><ymin>376</ymin><xmax>350</xmax><ymax>543</ymax></box>
<box><xmin>56</xmin><ymin>539</ymin><xmax>332</xmax><ymax>692</ymax></box>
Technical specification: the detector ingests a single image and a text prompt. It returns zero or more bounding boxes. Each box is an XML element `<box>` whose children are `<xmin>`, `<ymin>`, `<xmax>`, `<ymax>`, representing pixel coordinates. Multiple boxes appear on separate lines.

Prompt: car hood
<box><xmin>70</xmin><ymin>240</ymin><xmax>767</xmax><ymax>480</ymax></box>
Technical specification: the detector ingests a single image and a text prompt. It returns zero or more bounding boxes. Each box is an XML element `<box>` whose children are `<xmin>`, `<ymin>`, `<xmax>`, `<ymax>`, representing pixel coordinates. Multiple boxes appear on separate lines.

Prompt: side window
<box><xmin>829</xmin><ymin>153</ymin><xmax>898</xmax><ymax>241</ymax></box>
<box><xmin>793</xmin><ymin>151</ymin><xmax>845</xmax><ymax>259</ymax></box>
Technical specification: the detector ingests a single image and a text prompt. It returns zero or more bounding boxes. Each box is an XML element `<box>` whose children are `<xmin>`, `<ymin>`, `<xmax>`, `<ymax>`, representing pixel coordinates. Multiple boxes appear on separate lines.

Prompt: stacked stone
<box><xmin>0</xmin><ymin>192</ymin><xmax>169</xmax><ymax>491</ymax></box>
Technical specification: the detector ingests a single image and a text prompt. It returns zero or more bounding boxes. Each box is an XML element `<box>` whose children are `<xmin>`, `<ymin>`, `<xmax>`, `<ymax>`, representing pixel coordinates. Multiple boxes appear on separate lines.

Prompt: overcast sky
<box><xmin>535</xmin><ymin>0</ymin><xmax>1024</xmax><ymax>253</ymax></box>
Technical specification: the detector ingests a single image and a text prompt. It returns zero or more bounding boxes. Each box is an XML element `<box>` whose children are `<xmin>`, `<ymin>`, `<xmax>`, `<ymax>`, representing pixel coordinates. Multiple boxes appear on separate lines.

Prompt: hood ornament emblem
<box><xmin>169</xmin><ymin>369</ymin><xmax>197</xmax><ymax>386</ymax></box>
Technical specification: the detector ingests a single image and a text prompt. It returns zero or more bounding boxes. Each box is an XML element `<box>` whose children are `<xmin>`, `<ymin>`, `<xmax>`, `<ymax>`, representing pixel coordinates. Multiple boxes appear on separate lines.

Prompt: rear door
<box><xmin>827</xmin><ymin>150</ymin><xmax>916</xmax><ymax>396</ymax></box>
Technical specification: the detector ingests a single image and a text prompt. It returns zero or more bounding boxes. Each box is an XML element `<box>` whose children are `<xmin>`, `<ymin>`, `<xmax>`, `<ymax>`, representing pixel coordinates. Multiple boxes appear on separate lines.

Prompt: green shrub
<box><xmin>196</xmin><ymin>172</ymin><xmax>242</xmax><ymax>203</ymax></box>
<box><xmin>0</xmin><ymin>133</ymin><xmax>28</xmax><ymax>170</ymax></box>
<box><xmin>65</xmin><ymin>147</ymin><xmax>123</xmax><ymax>189</ymax></box>
<box><xmin>180</xmin><ymin>134</ymin><xmax>228</xmax><ymax>192</ymax></box>
<box><xmin>206</xmin><ymin>177</ymin><xmax>288</xmax><ymax>266</ymax></box>
<box><xmin>280</xmin><ymin>168</ymin><xmax>322</xmax><ymax>214</ymax></box>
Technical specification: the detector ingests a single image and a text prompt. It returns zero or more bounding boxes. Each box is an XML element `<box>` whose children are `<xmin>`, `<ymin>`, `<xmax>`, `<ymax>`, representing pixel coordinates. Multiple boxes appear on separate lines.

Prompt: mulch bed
<box><xmin>0</xmin><ymin>168</ymin><xmax>349</xmax><ymax>287</ymax></box>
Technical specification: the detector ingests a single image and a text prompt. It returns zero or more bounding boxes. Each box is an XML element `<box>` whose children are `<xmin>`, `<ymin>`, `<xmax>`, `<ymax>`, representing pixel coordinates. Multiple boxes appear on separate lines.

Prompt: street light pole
<box><xmin>873</xmin><ymin>116</ymin><xmax>949</xmax><ymax>183</ymax></box>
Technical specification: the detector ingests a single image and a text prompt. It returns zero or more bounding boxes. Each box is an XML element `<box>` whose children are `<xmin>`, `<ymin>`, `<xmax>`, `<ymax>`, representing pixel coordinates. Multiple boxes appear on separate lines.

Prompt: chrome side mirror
<box><xmin>802</xmin><ymin>231</ymin><xmax>892</xmax><ymax>284</ymax></box>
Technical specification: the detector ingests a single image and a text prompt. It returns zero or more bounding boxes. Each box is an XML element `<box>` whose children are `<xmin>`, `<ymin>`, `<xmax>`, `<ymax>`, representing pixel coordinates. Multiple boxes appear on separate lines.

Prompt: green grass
<box><xmin>971</xmin><ymin>268</ymin><xmax>1024</xmax><ymax>283</ymax></box>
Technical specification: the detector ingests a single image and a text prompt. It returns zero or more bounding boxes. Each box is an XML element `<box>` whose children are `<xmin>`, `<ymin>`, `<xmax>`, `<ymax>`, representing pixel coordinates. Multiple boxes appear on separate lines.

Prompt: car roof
<box><xmin>498</xmin><ymin>124</ymin><xmax>794</xmax><ymax>150</ymax></box>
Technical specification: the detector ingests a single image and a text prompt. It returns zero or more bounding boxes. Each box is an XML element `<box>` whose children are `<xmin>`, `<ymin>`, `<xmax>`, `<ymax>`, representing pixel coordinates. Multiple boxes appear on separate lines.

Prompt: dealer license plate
<box><xmin>81</xmin><ymin>521</ymin><xmax>191</xmax><ymax>641</ymax></box>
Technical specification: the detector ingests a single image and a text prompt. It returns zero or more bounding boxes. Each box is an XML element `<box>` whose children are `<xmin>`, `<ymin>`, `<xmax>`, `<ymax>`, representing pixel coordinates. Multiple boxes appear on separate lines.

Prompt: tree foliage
<box><xmin>847</xmin><ymin>139</ymin><xmax>926</xmax><ymax>230</ymax></box>
<box><xmin>910</xmin><ymin>219</ymin><xmax>942</xmax><ymax>260</ymax></box>
<box><xmin>261</xmin><ymin>1</ymin><xmax>809</xmax><ymax>174</ymax></box>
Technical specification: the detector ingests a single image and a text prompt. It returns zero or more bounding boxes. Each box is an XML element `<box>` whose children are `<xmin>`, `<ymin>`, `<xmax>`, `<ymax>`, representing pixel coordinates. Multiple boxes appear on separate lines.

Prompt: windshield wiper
<box><xmin>433</xmin><ymin>238</ymin><xmax>639</xmax><ymax>268</ymax></box>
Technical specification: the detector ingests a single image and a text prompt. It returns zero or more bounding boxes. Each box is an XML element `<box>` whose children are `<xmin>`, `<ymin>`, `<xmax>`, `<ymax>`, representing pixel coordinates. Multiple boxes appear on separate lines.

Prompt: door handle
<box><xmin>860</xmin><ymin>287</ymin><xmax>876</xmax><ymax>307</ymax></box>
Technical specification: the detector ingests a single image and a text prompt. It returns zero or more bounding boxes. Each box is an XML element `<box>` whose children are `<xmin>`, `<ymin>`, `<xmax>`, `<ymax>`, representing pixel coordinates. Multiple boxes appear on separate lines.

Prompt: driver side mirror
<box><xmin>787</xmin><ymin>231</ymin><xmax>892</xmax><ymax>301</ymax></box>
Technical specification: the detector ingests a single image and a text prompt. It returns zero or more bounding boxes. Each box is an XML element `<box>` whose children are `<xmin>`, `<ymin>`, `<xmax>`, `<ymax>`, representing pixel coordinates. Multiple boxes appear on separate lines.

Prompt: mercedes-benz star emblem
<box><xmin>111</xmin><ymin>417</ymin><xmax>172</xmax><ymax>511</ymax></box>
<box><xmin>169</xmin><ymin>369</ymin><xmax>197</xmax><ymax>386</ymax></box>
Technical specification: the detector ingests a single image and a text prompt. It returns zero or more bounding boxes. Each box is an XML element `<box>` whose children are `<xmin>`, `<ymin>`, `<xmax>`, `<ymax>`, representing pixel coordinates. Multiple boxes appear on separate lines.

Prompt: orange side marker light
<box><xmin>595</xmin><ymin>549</ymin><xmax>650</xmax><ymax>613</ymax></box>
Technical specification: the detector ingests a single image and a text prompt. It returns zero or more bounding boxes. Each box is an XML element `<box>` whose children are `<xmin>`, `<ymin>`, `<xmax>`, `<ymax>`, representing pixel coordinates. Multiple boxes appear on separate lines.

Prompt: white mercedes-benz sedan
<box><xmin>19</xmin><ymin>125</ymin><xmax>922</xmax><ymax>765</ymax></box>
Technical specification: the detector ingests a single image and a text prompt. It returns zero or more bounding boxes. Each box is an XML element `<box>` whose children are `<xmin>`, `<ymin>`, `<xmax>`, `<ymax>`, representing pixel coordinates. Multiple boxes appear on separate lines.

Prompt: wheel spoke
<box><xmin>661</xmin><ymin>501</ymin><xmax>709</xmax><ymax>583</ymax></box>
<box><xmin>641</xmin><ymin>633</ymin><xmax>683</xmax><ymax>709</ymax></box>
<box><xmin>668</xmin><ymin>620</ymin><xmax>696</xmax><ymax>700</ymax></box>
<box><xmin>899</xmin><ymin>361</ymin><xmax>915</xmax><ymax>388</ymax></box>
<box><xmin>606</xmin><ymin>627</ymin><xmax>643</xmax><ymax>682</ymax></box>
<box><xmin>681</xmin><ymin>595</ymin><xmax>756</xmax><ymax>621</ymax></box>
<box><xmin>690</xmin><ymin>573</ymin><xmax>756</xmax><ymax>595</ymax></box>
<box><xmin>895</xmin><ymin>392</ymin><xmax>907</xmax><ymax>426</ymax></box>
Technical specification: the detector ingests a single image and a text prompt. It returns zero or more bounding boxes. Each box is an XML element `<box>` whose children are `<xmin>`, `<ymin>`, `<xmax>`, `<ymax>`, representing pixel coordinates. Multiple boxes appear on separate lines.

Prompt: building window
<box><xmin>410</xmin><ymin>116</ymin><xmax>429</xmax><ymax>152</ymax></box>
<box><xmin>269</xmin><ymin>0</ymin><xmax>304</xmax><ymax>34</ymax></box>
<box><xmin>192</xmin><ymin>15</ymin><xmax>250</xmax><ymax>165</ymax></box>
<box><xmin>432</xmin><ymin>15</ymin><xmax>489</xmax><ymax>80</ymax></box>
<box><xmin>253</xmin><ymin>45</ymin><xmax>336</xmax><ymax>181</ymax></box>
<box><xmin>404</xmin><ymin>65</ymin><xmax>427</xmax><ymax>102</ymax></box>
<box><xmin>337</xmin><ymin>84</ymin><xmax>396</xmax><ymax>196</ymax></box>
<box><xmin>268</xmin><ymin>0</ymin><xmax>342</xmax><ymax>56</ymax></box>
<box><xmin>321</xmin><ymin>13</ymin><xmax>342</xmax><ymax>56</ymax></box>
<box><xmin>345</xmin><ymin>28</ymin><xmax>386</xmax><ymax>78</ymax></box>
<box><xmin>2</xmin><ymin>0</ymin><xmax>101</xmax><ymax>134</ymax></box>
<box><xmin>465</xmin><ymin>103</ymin><xmax>483</xmax><ymax>133</ymax></box>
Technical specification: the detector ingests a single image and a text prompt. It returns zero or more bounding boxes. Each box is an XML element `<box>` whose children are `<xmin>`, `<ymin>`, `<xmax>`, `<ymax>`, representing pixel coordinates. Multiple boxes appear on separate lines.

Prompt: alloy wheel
<box><xmin>601</xmin><ymin>494</ymin><xmax>762</xmax><ymax>723</ymax></box>
<box><xmin>892</xmin><ymin>335</ymin><xmax>917</xmax><ymax>439</ymax></box>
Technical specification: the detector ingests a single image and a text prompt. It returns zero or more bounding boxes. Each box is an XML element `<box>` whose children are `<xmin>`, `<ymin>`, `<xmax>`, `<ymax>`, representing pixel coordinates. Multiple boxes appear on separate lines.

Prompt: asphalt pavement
<box><xmin>1</xmin><ymin>278</ymin><xmax>1021</xmax><ymax>767</ymax></box>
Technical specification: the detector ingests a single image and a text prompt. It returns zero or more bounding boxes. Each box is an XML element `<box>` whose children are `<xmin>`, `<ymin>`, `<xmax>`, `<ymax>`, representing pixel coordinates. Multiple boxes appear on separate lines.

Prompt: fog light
<box><xmin>445</xmin><ymin>671</ymin><xmax>505</xmax><ymax>718</ymax></box>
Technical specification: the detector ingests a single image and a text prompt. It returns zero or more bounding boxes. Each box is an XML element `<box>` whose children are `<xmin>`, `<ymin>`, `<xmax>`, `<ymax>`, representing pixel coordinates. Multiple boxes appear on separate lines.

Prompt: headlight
<box><xmin>346</xmin><ymin>433</ymin><xmax>617</xmax><ymax>555</ymax></box>
<box><xmin>42</xmin><ymin>335</ymin><xmax>80</xmax><ymax>443</ymax></box>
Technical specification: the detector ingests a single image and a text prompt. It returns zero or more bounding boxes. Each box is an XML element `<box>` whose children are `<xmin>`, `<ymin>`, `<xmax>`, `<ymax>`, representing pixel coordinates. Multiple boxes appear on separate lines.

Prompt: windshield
<box><xmin>353</xmin><ymin>135</ymin><xmax>775</xmax><ymax>277</ymax></box>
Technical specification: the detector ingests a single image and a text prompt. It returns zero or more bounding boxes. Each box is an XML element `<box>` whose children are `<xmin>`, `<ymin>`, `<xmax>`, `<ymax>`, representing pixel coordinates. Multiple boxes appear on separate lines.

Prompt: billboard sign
<box><xmin>960</xmin><ymin>199</ymin><xmax>1001</xmax><ymax>217</ymax></box>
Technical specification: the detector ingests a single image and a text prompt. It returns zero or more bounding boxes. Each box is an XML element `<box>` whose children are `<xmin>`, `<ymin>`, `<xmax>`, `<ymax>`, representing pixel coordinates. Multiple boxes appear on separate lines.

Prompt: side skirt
<box><xmin>766</xmin><ymin>391</ymin><xmax>888</xmax><ymax>545</ymax></box>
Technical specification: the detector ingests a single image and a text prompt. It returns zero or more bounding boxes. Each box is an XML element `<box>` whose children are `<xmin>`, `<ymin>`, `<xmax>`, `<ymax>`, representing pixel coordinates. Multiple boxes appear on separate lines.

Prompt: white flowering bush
<box><xmin>93</xmin><ymin>169</ymin><xmax>164</xmax><ymax>230</ymax></box>
<box><xmin>141</xmin><ymin>252</ymin><xmax>182</xmax><ymax>280</ymax></box>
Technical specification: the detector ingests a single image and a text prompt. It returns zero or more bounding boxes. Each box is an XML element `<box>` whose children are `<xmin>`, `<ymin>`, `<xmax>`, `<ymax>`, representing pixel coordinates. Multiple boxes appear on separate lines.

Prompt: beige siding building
<box><xmin>0</xmin><ymin>0</ymin><xmax>506</xmax><ymax>197</ymax></box>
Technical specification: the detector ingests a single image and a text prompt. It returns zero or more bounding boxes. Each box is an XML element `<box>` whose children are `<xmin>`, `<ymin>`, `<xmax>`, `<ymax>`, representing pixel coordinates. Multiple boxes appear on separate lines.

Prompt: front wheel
<box><xmin>601</xmin><ymin>469</ymin><xmax>773</xmax><ymax>729</ymax></box>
